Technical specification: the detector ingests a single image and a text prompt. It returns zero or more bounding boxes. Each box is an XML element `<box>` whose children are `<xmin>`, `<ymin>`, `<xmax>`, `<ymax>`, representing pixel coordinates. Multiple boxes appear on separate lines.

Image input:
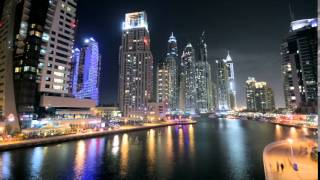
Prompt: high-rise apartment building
<box><xmin>156</xmin><ymin>33</ymin><xmax>178</xmax><ymax>112</ymax></box>
<box><xmin>156</xmin><ymin>62</ymin><xmax>169</xmax><ymax>104</ymax></box>
<box><xmin>180</xmin><ymin>43</ymin><xmax>196</xmax><ymax>114</ymax></box>
<box><xmin>195</xmin><ymin>32</ymin><xmax>213</xmax><ymax>113</ymax></box>
<box><xmin>118</xmin><ymin>11</ymin><xmax>154</xmax><ymax>117</ymax></box>
<box><xmin>214</xmin><ymin>52</ymin><xmax>236</xmax><ymax>111</ymax></box>
<box><xmin>224</xmin><ymin>52</ymin><xmax>236</xmax><ymax>110</ymax></box>
<box><xmin>280</xmin><ymin>18</ymin><xmax>317</xmax><ymax>113</ymax></box>
<box><xmin>71</xmin><ymin>38</ymin><xmax>101</xmax><ymax>105</ymax></box>
<box><xmin>1</xmin><ymin>0</ymin><xmax>96</xmax><ymax>129</ymax></box>
<box><xmin>245</xmin><ymin>77</ymin><xmax>275</xmax><ymax>112</ymax></box>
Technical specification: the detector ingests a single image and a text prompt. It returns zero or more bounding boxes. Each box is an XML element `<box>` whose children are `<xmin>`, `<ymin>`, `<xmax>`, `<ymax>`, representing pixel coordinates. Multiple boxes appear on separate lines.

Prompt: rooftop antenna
<box><xmin>289</xmin><ymin>0</ymin><xmax>295</xmax><ymax>22</ymax></box>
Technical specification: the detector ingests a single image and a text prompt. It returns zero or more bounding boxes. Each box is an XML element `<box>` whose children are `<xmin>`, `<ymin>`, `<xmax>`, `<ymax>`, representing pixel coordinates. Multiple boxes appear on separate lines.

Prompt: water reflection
<box><xmin>0</xmin><ymin>152</ymin><xmax>11</xmax><ymax>179</ymax></box>
<box><xmin>289</xmin><ymin>127</ymin><xmax>298</xmax><ymax>139</ymax></box>
<box><xmin>30</xmin><ymin>147</ymin><xmax>44</xmax><ymax>178</ymax></box>
<box><xmin>74</xmin><ymin>140</ymin><xmax>86</xmax><ymax>177</ymax></box>
<box><xmin>178</xmin><ymin>127</ymin><xmax>184</xmax><ymax>156</ymax></box>
<box><xmin>112</xmin><ymin>135</ymin><xmax>120</xmax><ymax>155</ymax></box>
<box><xmin>188</xmin><ymin>125</ymin><xmax>195</xmax><ymax>157</ymax></box>
<box><xmin>147</xmin><ymin>129</ymin><xmax>156</xmax><ymax>174</ymax></box>
<box><xmin>120</xmin><ymin>134</ymin><xmax>129</xmax><ymax>177</ymax></box>
<box><xmin>275</xmin><ymin>124</ymin><xmax>283</xmax><ymax>141</ymax></box>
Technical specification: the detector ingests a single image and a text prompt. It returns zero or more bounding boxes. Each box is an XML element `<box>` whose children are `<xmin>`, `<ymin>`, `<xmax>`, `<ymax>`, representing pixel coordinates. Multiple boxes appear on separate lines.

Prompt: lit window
<box><xmin>54</xmin><ymin>78</ymin><xmax>64</xmax><ymax>83</ymax></box>
<box><xmin>57</xmin><ymin>66</ymin><xmax>65</xmax><ymax>70</ymax></box>
<box><xmin>53</xmin><ymin>85</ymin><xmax>63</xmax><ymax>90</ymax></box>
<box><xmin>54</xmin><ymin>71</ymin><xmax>64</xmax><ymax>77</ymax></box>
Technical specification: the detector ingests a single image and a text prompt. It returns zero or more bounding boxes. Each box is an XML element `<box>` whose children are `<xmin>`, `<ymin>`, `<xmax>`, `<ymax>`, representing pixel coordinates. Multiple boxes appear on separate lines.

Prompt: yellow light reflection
<box><xmin>147</xmin><ymin>129</ymin><xmax>155</xmax><ymax>173</ymax></box>
<box><xmin>74</xmin><ymin>140</ymin><xmax>86</xmax><ymax>177</ymax></box>
<box><xmin>289</xmin><ymin>127</ymin><xmax>298</xmax><ymax>139</ymax></box>
<box><xmin>120</xmin><ymin>134</ymin><xmax>129</xmax><ymax>177</ymax></box>
<box><xmin>302</xmin><ymin>127</ymin><xmax>309</xmax><ymax>135</ymax></box>
<box><xmin>275</xmin><ymin>124</ymin><xmax>282</xmax><ymax>141</ymax></box>
<box><xmin>167</xmin><ymin>126</ymin><xmax>173</xmax><ymax>159</ymax></box>
<box><xmin>189</xmin><ymin>125</ymin><xmax>195</xmax><ymax>157</ymax></box>
<box><xmin>178</xmin><ymin>128</ymin><xmax>184</xmax><ymax>155</ymax></box>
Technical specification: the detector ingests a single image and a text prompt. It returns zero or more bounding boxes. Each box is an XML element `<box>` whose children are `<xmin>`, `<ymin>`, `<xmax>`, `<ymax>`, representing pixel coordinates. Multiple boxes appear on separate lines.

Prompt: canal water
<box><xmin>0</xmin><ymin>116</ymin><xmax>315</xmax><ymax>179</ymax></box>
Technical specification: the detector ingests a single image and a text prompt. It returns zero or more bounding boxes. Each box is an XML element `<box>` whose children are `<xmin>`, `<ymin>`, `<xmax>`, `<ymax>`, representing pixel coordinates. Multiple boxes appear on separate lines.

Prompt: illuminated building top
<box><xmin>168</xmin><ymin>32</ymin><xmax>176</xmax><ymax>43</ymax></box>
<box><xmin>122</xmin><ymin>11</ymin><xmax>148</xmax><ymax>31</ymax></box>
<box><xmin>290</xmin><ymin>18</ymin><xmax>317</xmax><ymax>31</ymax></box>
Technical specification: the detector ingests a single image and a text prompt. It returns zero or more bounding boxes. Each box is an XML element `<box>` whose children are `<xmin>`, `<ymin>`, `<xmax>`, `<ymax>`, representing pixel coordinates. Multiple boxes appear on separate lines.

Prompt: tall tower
<box><xmin>215</xmin><ymin>58</ymin><xmax>231</xmax><ymax>111</ymax></box>
<box><xmin>180</xmin><ymin>43</ymin><xmax>196</xmax><ymax>114</ymax></box>
<box><xmin>164</xmin><ymin>33</ymin><xmax>179</xmax><ymax>111</ymax></box>
<box><xmin>224</xmin><ymin>51</ymin><xmax>236</xmax><ymax>110</ymax></box>
<box><xmin>246</xmin><ymin>77</ymin><xmax>275</xmax><ymax>112</ymax></box>
<box><xmin>118</xmin><ymin>11</ymin><xmax>153</xmax><ymax>117</ymax></box>
<box><xmin>71</xmin><ymin>38</ymin><xmax>101</xmax><ymax>105</ymax></box>
<box><xmin>195</xmin><ymin>32</ymin><xmax>213</xmax><ymax>113</ymax></box>
<box><xmin>280</xmin><ymin>18</ymin><xmax>317</xmax><ymax>113</ymax></box>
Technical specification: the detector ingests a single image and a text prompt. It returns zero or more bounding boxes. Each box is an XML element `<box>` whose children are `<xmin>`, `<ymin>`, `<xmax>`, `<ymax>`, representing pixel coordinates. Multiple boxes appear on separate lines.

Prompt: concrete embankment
<box><xmin>0</xmin><ymin>121</ymin><xmax>196</xmax><ymax>151</ymax></box>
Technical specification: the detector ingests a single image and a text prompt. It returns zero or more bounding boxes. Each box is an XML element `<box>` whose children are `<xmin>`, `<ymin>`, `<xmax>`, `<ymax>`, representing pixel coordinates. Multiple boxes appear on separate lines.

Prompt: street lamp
<box><xmin>287</xmin><ymin>138</ymin><xmax>294</xmax><ymax>166</ymax></box>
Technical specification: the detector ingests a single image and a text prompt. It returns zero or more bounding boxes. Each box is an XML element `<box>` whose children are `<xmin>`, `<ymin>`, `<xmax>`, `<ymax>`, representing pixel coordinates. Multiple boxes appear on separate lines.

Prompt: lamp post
<box><xmin>287</xmin><ymin>138</ymin><xmax>294</xmax><ymax>165</ymax></box>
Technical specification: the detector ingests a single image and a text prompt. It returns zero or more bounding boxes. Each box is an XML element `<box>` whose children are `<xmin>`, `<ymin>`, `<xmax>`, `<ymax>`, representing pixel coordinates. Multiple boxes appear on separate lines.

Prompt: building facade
<box><xmin>246</xmin><ymin>77</ymin><xmax>275</xmax><ymax>112</ymax></box>
<box><xmin>280</xmin><ymin>18</ymin><xmax>317</xmax><ymax>113</ymax></box>
<box><xmin>165</xmin><ymin>33</ymin><xmax>179</xmax><ymax>111</ymax></box>
<box><xmin>71</xmin><ymin>38</ymin><xmax>101</xmax><ymax>105</ymax></box>
<box><xmin>180</xmin><ymin>43</ymin><xmax>196</xmax><ymax>114</ymax></box>
<box><xmin>195</xmin><ymin>32</ymin><xmax>213</xmax><ymax>113</ymax></box>
<box><xmin>214</xmin><ymin>52</ymin><xmax>236</xmax><ymax>111</ymax></box>
<box><xmin>156</xmin><ymin>62</ymin><xmax>169</xmax><ymax>105</ymax></box>
<box><xmin>118</xmin><ymin>11</ymin><xmax>154</xmax><ymax>117</ymax></box>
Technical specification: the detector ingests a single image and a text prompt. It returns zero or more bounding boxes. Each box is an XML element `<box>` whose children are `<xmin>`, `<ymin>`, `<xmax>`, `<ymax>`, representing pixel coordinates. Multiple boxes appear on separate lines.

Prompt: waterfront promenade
<box><xmin>263</xmin><ymin>139</ymin><xmax>318</xmax><ymax>180</ymax></box>
<box><xmin>0</xmin><ymin>120</ymin><xmax>196</xmax><ymax>151</ymax></box>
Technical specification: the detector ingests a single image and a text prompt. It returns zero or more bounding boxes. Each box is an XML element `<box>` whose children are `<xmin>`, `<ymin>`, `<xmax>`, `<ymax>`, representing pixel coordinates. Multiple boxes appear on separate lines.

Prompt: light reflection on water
<box><xmin>0</xmin><ymin>118</ymin><xmax>316</xmax><ymax>179</ymax></box>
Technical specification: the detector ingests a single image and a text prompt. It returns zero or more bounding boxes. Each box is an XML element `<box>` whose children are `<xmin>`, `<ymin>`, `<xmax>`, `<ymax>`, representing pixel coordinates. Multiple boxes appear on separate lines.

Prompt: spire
<box><xmin>168</xmin><ymin>32</ymin><xmax>176</xmax><ymax>42</ymax></box>
<box><xmin>226</xmin><ymin>50</ymin><xmax>232</xmax><ymax>62</ymax></box>
<box><xmin>289</xmin><ymin>0</ymin><xmax>295</xmax><ymax>22</ymax></box>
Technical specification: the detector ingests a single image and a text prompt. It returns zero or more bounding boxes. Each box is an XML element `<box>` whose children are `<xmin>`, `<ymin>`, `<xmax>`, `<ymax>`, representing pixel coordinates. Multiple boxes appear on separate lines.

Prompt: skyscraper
<box><xmin>180</xmin><ymin>43</ymin><xmax>196</xmax><ymax>114</ymax></box>
<box><xmin>195</xmin><ymin>32</ymin><xmax>213</xmax><ymax>113</ymax></box>
<box><xmin>71</xmin><ymin>38</ymin><xmax>101</xmax><ymax>105</ymax></box>
<box><xmin>0</xmin><ymin>0</ymin><xmax>92</xmax><ymax>129</ymax></box>
<box><xmin>280</xmin><ymin>18</ymin><xmax>317</xmax><ymax>113</ymax></box>
<box><xmin>118</xmin><ymin>11</ymin><xmax>154</xmax><ymax>117</ymax></box>
<box><xmin>215</xmin><ymin>58</ymin><xmax>231</xmax><ymax>111</ymax></box>
<box><xmin>214</xmin><ymin>52</ymin><xmax>236</xmax><ymax>111</ymax></box>
<box><xmin>156</xmin><ymin>62</ymin><xmax>169</xmax><ymax>112</ymax></box>
<box><xmin>224</xmin><ymin>52</ymin><xmax>236</xmax><ymax>110</ymax></box>
<box><xmin>157</xmin><ymin>33</ymin><xmax>178</xmax><ymax>112</ymax></box>
<box><xmin>246</xmin><ymin>77</ymin><xmax>275</xmax><ymax>112</ymax></box>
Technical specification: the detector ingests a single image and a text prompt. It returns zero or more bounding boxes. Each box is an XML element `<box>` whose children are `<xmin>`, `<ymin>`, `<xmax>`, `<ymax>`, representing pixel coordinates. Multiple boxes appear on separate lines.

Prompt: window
<box><xmin>53</xmin><ymin>85</ymin><xmax>63</xmax><ymax>90</ymax></box>
<box><xmin>54</xmin><ymin>71</ymin><xmax>64</xmax><ymax>77</ymax></box>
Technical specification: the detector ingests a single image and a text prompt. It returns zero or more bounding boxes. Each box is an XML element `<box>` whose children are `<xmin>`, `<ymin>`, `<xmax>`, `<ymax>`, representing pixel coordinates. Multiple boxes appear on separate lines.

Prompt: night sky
<box><xmin>75</xmin><ymin>0</ymin><xmax>316</xmax><ymax>108</ymax></box>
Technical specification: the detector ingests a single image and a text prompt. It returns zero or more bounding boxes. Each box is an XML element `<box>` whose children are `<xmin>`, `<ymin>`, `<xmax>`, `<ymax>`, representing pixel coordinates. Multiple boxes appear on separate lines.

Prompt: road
<box><xmin>263</xmin><ymin>139</ymin><xmax>318</xmax><ymax>180</ymax></box>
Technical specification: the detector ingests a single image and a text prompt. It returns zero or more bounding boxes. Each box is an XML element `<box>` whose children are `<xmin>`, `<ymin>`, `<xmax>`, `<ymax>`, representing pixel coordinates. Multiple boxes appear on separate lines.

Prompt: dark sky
<box><xmin>75</xmin><ymin>0</ymin><xmax>316</xmax><ymax>108</ymax></box>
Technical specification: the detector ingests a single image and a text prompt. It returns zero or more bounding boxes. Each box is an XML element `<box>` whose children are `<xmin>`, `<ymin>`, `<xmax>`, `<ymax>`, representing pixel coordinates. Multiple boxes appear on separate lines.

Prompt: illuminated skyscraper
<box><xmin>195</xmin><ymin>32</ymin><xmax>213</xmax><ymax>113</ymax></box>
<box><xmin>71</xmin><ymin>38</ymin><xmax>101</xmax><ymax>105</ymax></box>
<box><xmin>280</xmin><ymin>18</ymin><xmax>317</xmax><ymax>113</ymax></box>
<box><xmin>246</xmin><ymin>77</ymin><xmax>275</xmax><ymax>112</ymax></box>
<box><xmin>180</xmin><ymin>43</ymin><xmax>196</xmax><ymax>114</ymax></box>
<box><xmin>118</xmin><ymin>11</ymin><xmax>153</xmax><ymax>117</ymax></box>
<box><xmin>156</xmin><ymin>62</ymin><xmax>169</xmax><ymax>105</ymax></box>
<box><xmin>214</xmin><ymin>51</ymin><xmax>236</xmax><ymax>111</ymax></box>
<box><xmin>157</xmin><ymin>33</ymin><xmax>178</xmax><ymax>112</ymax></box>
<box><xmin>224</xmin><ymin>51</ymin><xmax>236</xmax><ymax>110</ymax></box>
<box><xmin>215</xmin><ymin>58</ymin><xmax>230</xmax><ymax>111</ymax></box>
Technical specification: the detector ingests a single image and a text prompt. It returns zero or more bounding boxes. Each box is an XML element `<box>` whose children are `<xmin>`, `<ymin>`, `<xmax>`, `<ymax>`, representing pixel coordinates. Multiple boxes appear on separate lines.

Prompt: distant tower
<box><xmin>180</xmin><ymin>43</ymin><xmax>196</xmax><ymax>114</ymax></box>
<box><xmin>224</xmin><ymin>51</ymin><xmax>236</xmax><ymax>110</ymax></box>
<box><xmin>246</xmin><ymin>77</ymin><xmax>275</xmax><ymax>112</ymax></box>
<box><xmin>157</xmin><ymin>33</ymin><xmax>179</xmax><ymax>112</ymax></box>
<box><xmin>195</xmin><ymin>32</ymin><xmax>213</xmax><ymax>113</ymax></box>
<box><xmin>118</xmin><ymin>11</ymin><xmax>153</xmax><ymax>117</ymax></box>
<box><xmin>72</xmin><ymin>38</ymin><xmax>101</xmax><ymax>105</ymax></box>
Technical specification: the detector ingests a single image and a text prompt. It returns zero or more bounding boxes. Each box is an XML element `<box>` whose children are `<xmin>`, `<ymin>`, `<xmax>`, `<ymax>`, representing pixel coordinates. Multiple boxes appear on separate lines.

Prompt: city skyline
<box><xmin>76</xmin><ymin>0</ymin><xmax>316</xmax><ymax>108</ymax></box>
